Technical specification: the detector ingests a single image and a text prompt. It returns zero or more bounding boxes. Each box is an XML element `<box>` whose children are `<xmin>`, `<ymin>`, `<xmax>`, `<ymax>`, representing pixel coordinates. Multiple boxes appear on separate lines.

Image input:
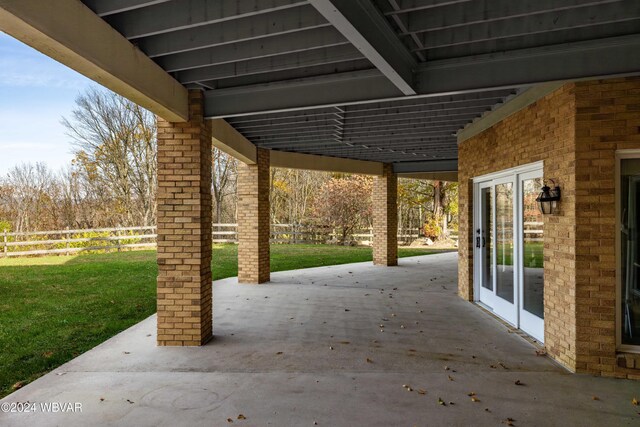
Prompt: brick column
<box><xmin>237</xmin><ymin>148</ymin><xmax>270</xmax><ymax>283</ymax></box>
<box><xmin>373</xmin><ymin>164</ymin><xmax>398</xmax><ymax>266</ymax></box>
<box><xmin>156</xmin><ymin>90</ymin><xmax>213</xmax><ymax>346</ymax></box>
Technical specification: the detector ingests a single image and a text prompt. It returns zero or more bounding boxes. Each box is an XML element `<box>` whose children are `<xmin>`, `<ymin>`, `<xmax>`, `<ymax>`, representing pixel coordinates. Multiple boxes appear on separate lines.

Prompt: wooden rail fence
<box><xmin>1</xmin><ymin>224</ymin><xmax>423</xmax><ymax>258</ymax></box>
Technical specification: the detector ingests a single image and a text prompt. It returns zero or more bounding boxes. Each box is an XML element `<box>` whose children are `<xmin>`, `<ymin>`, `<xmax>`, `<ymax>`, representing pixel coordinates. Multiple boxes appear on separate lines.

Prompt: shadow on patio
<box><xmin>1</xmin><ymin>252</ymin><xmax>638</xmax><ymax>426</ymax></box>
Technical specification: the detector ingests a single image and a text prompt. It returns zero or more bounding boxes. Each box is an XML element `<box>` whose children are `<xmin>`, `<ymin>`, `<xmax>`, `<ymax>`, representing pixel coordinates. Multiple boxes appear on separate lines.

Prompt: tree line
<box><xmin>0</xmin><ymin>89</ymin><xmax>458</xmax><ymax>241</ymax></box>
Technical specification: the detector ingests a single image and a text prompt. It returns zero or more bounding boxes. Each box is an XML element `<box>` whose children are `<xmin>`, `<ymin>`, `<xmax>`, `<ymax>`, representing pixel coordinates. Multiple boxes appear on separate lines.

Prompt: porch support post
<box><xmin>237</xmin><ymin>148</ymin><xmax>270</xmax><ymax>283</ymax></box>
<box><xmin>156</xmin><ymin>90</ymin><xmax>213</xmax><ymax>346</ymax></box>
<box><xmin>373</xmin><ymin>163</ymin><xmax>398</xmax><ymax>266</ymax></box>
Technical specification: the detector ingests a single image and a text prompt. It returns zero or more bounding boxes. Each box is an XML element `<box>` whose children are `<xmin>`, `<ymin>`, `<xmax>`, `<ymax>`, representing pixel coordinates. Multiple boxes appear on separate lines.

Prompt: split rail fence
<box><xmin>1</xmin><ymin>224</ymin><xmax>423</xmax><ymax>258</ymax></box>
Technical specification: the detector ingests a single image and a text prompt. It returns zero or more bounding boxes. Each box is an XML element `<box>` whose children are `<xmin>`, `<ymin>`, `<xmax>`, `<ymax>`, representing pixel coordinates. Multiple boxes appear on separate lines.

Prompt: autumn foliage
<box><xmin>312</xmin><ymin>175</ymin><xmax>373</xmax><ymax>242</ymax></box>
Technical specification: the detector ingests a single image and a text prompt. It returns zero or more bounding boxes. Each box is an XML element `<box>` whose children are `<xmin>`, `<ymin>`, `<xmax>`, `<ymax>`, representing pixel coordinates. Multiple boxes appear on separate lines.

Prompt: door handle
<box><xmin>476</xmin><ymin>237</ymin><xmax>480</xmax><ymax>248</ymax></box>
<box><xmin>482</xmin><ymin>237</ymin><xmax>486</xmax><ymax>248</ymax></box>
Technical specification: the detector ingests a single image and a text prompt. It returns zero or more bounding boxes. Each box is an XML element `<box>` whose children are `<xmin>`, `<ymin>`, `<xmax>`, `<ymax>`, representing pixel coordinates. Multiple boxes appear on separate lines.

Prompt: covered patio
<box><xmin>2</xmin><ymin>253</ymin><xmax>639</xmax><ymax>426</ymax></box>
<box><xmin>1</xmin><ymin>0</ymin><xmax>640</xmax><ymax>423</ymax></box>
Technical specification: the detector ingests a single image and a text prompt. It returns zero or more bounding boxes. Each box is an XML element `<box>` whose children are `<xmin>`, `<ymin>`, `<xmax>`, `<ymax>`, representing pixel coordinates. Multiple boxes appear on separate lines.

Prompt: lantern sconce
<box><xmin>536</xmin><ymin>179</ymin><xmax>561</xmax><ymax>215</ymax></box>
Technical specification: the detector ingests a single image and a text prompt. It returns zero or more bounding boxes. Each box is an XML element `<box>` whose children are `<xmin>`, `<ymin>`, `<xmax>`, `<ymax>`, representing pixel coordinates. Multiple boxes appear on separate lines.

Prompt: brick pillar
<box><xmin>373</xmin><ymin>164</ymin><xmax>398</xmax><ymax>266</ymax></box>
<box><xmin>237</xmin><ymin>148</ymin><xmax>270</xmax><ymax>283</ymax></box>
<box><xmin>156</xmin><ymin>90</ymin><xmax>212</xmax><ymax>346</ymax></box>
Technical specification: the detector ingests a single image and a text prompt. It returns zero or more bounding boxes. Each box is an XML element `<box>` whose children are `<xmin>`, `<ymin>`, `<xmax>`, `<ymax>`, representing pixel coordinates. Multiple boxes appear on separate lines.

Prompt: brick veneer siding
<box><xmin>458</xmin><ymin>77</ymin><xmax>640</xmax><ymax>378</ymax></box>
<box><xmin>573</xmin><ymin>77</ymin><xmax>640</xmax><ymax>379</ymax></box>
<box><xmin>156</xmin><ymin>90</ymin><xmax>213</xmax><ymax>346</ymax></box>
<box><xmin>237</xmin><ymin>148</ymin><xmax>270</xmax><ymax>283</ymax></box>
<box><xmin>373</xmin><ymin>163</ymin><xmax>398</xmax><ymax>266</ymax></box>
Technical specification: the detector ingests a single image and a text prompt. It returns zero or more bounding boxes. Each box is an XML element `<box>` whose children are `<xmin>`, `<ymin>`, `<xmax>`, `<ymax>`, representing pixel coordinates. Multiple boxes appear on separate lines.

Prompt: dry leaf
<box><xmin>448</xmin><ymin>375</ymin><xmax>454</xmax><ymax>381</ymax></box>
<box><xmin>535</xmin><ymin>349</ymin><xmax>547</xmax><ymax>356</ymax></box>
<box><xmin>126</xmin><ymin>399</ymin><xmax>134</xmax><ymax>404</ymax></box>
<box><xmin>329</xmin><ymin>346</ymin><xmax>334</xmax><ymax>350</ymax></box>
<box><xmin>237</xmin><ymin>414</ymin><xmax>246</xmax><ymax>420</ymax></box>
<box><xmin>276</xmin><ymin>351</ymin><xmax>283</xmax><ymax>355</ymax></box>
<box><xmin>99</xmin><ymin>398</ymin><xmax>105</xmax><ymax>402</ymax></box>
<box><xmin>227</xmin><ymin>418</ymin><xmax>233</xmax><ymax>423</ymax></box>
<box><xmin>467</xmin><ymin>392</ymin><xmax>476</xmax><ymax>397</ymax></box>
<box><xmin>444</xmin><ymin>366</ymin><xmax>450</xmax><ymax>371</ymax></box>
<box><xmin>407</xmin><ymin>387</ymin><xmax>413</xmax><ymax>392</ymax></box>
<box><xmin>592</xmin><ymin>396</ymin><xmax>599</xmax><ymax>401</ymax></box>
<box><xmin>11</xmin><ymin>382</ymin><xmax>23</xmax><ymax>390</ymax></box>
<box><xmin>42</xmin><ymin>351</ymin><xmax>53</xmax><ymax>358</ymax></box>
<box><xmin>417</xmin><ymin>389</ymin><xmax>427</xmax><ymax>395</ymax></box>
<box><xmin>437</xmin><ymin>397</ymin><xmax>446</xmax><ymax>406</ymax></box>
<box><xmin>471</xmin><ymin>397</ymin><xmax>480</xmax><ymax>402</ymax></box>
<box><xmin>366</xmin><ymin>358</ymin><xmax>373</xmax><ymax>363</ymax></box>
<box><xmin>340</xmin><ymin>341</ymin><xmax>350</xmax><ymax>345</ymax></box>
<box><xmin>632</xmin><ymin>397</ymin><xmax>639</xmax><ymax>406</ymax></box>
<box><xmin>514</xmin><ymin>380</ymin><xmax>524</xmax><ymax>386</ymax></box>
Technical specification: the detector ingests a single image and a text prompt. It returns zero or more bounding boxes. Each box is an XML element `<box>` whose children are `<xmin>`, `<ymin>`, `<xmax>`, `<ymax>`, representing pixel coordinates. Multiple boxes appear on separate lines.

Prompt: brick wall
<box><xmin>458</xmin><ymin>77</ymin><xmax>640</xmax><ymax>377</ymax></box>
<box><xmin>156</xmin><ymin>90</ymin><xmax>213</xmax><ymax>346</ymax></box>
<box><xmin>573</xmin><ymin>77</ymin><xmax>640</xmax><ymax>378</ymax></box>
<box><xmin>237</xmin><ymin>148</ymin><xmax>270</xmax><ymax>283</ymax></box>
<box><xmin>373</xmin><ymin>163</ymin><xmax>398</xmax><ymax>266</ymax></box>
<box><xmin>459</xmin><ymin>84</ymin><xmax>578</xmax><ymax>369</ymax></box>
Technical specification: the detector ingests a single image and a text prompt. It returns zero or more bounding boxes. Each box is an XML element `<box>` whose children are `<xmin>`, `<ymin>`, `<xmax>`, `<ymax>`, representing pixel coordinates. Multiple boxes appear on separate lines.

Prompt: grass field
<box><xmin>0</xmin><ymin>244</ymin><xmax>451</xmax><ymax>398</ymax></box>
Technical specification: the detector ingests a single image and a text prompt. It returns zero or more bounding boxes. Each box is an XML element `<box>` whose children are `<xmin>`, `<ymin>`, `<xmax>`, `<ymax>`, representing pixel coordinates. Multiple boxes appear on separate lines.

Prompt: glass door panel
<box><xmin>495</xmin><ymin>182</ymin><xmax>514</xmax><ymax>303</ymax></box>
<box><xmin>481</xmin><ymin>186</ymin><xmax>493</xmax><ymax>291</ymax></box>
<box><xmin>522</xmin><ymin>177</ymin><xmax>544</xmax><ymax>319</ymax></box>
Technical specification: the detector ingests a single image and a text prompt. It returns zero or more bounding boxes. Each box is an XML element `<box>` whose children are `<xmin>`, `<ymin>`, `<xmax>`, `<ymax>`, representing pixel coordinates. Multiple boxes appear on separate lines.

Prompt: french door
<box><xmin>474</xmin><ymin>164</ymin><xmax>544</xmax><ymax>342</ymax></box>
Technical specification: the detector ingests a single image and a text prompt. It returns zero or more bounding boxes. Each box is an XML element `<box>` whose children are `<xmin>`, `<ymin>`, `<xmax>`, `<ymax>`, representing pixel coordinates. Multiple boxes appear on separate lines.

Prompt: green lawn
<box><xmin>0</xmin><ymin>244</ymin><xmax>450</xmax><ymax>398</ymax></box>
<box><xmin>494</xmin><ymin>242</ymin><xmax>544</xmax><ymax>268</ymax></box>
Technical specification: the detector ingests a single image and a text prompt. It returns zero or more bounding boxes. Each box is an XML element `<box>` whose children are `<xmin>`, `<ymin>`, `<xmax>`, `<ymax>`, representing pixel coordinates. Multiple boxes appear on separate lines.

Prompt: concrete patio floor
<box><xmin>1</xmin><ymin>252</ymin><xmax>639</xmax><ymax>426</ymax></box>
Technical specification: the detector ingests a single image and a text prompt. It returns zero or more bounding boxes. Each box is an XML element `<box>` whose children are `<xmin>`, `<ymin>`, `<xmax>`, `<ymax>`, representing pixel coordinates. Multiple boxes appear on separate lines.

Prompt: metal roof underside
<box><xmin>80</xmin><ymin>0</ymin><xmax>640</xmax><ymax>169</ymax></box>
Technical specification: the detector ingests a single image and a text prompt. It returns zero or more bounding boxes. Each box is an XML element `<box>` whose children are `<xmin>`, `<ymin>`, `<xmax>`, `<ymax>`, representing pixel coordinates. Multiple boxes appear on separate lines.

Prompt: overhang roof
<box><xmin>6</xmin><ymin>0</ymin><xmax>640</xmax><ymax>171</ymax></box>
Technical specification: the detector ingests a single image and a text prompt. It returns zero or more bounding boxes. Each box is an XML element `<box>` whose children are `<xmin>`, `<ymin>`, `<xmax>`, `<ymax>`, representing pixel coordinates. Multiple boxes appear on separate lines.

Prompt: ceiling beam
<box><xmin>404</xmin><ymin>0</ymin><xmax>621</xmax><ymax>34</ymax></box>
<box><xmin>82</xmin><ymin>0</ymin><xmax>171</xmax><ymax>17</ymax></box>
<box><xmin>0</xmin><ymin>0</ymin><xmax>188</xmax><ymax>121</ymax></box>
<box><xmin>270</xmin><ymin>150</ymin><xmax>384</xmax><ymax>175</ymax></box>
<box><xmin>382</xmin><ymin>0</ymin><xmax>472</xmax><ymax>15</ymax></box>
<box><xmin>176</xmin><ymin>44</ymin><xmax>363</xmax><ymax>84</ymax></box>
<box><xmin>211</xmin><ymin>119</ymin><xmax>257</xmax><ymax>164</ymax></box>
<box><xmin>156</xmin><ymin>27</ymin><xmax>346</xmax><ymax>72</ymax></box>
<box><xmin>309</xmin><ymin>0</ymin><xmax>417</xmax><ymax>95</ymax></box>
<box><xmin>105</xmin><ymin>0</ymin><xmax>306</xmax><ymax>39</ymax></box>
<box><xmin>205</xmin><ymin>69</ymin><xmax>403</xmax><ymax>117</ymax></box>
<box><xmin>137</xmin><ymin>5</ymin><xmax>329</xmax><ymax>57</ymax></box>
<box><xmin>393</xmin><ymin>159</ymin><xmax>458</xmax><ymax>173</ymax></box>
<box><xmin>205</xmin><ymin>34</ymin><xmax>640</xmax><ymax>117</ymax></box>
<box><xmin>415</xmin><ymin>2</ymin><xmax>640</xmax><ymax>51</ymax></box>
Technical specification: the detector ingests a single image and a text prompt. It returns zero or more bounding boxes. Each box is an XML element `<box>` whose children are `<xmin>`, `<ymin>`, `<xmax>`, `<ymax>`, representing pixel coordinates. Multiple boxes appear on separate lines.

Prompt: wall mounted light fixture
<box><xmin>536</xmin><ymin>179</ymin><xmax>561</xmax><ymax>215</ymax></box>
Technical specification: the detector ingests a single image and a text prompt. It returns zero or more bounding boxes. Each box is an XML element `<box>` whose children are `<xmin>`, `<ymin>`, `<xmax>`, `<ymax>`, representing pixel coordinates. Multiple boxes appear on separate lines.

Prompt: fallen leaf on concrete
<box><xmin>99</xmin><ymin>398</ymin><xmax>104</xmax><ymax>402</ymax></box>
<box><xmin>329</xmin><ymin>346</ymin><xmax>334</xmax><ymax>350</ymax></box>
<box><xmin>499</xmin><ymin>362</ymin><xmax>509</xmax><ymax>369</ymax></box>
<box><xmin>400</xmin><ymin>325</ymin><xmax>405</xmax><ymax>329</ymax></box>
<box><xmin>407</xmin><ymin>387</ymin><xmax>413</xmax><ymax>392</ymax></box>
<box><xmin>592</xmin><ymin>396</ymin><xmax>599</xmax><ymax>401</ymax></box>
<box><xmin>227</xmin><ymin>418</ymin><xmax>233</xmax><ymax>423</ymax></box>
<box><xmin>471</xmin><ymin>397</ymin><xmax>480</xmax><ymax>402</ymax></box>
<box><xmin>468</xmin><ymin>392</ymin><xmax>476</xmax><ymax>396</ymax></box>
<box><xmin>126</xmin><ymin>399</ymin><xmax>134</xmax><ymax>404</ymax></box>
<box><xmin>339</xmin><ymin>341</ymin><xmax>350</xmax><ymax>345</ymax></box>
<box><xmin>366</xmin><ymin>358</ymin><xmax>374</xmax><ymax>363</ymax></box>
<box><xmin>437</xmin><ymin>397</ymin><xmax>446</xmax><ymax>406</ymax></box>
<box><xmin>237</xmin><ymin>414</ymin><xmax>246</xmax><ymax>420</ymax></box>
<box><xmin>444</xmin><ymin>366</ymin><xmax>450</xmax><ymax>371</ymax></box>
<box><xmin>408</xmin><ymin>349</ymin><xmax>416</xmax><ymax>352</ymax></box>
<box><xmin>514</xmin><ymin>380</ymin><xmax>524</xmax><ymax>386</ymax></box>
<box><xmin>344</xmin><ymin>309</ymin><xmax>350</xmax><ymax>312</ymax></box>
<box><xmin>276</xmin><ymin>351</ymin><xmax>283</xmax><ymax>355</ymax></box>
<box><xmin>448</xmin><ymin>375</ymin><xmax>454</xmax><ymax>381</ymax></box>
<box><xmin>633</xmin><ymin>397</ymin><xmax>639</xmax><ymax>406</ymax></box>
<box><xmin>417</xmin><ymin>389</ymin><xmax>427</xmax><ymax>395</ymax></box>
<box><xmin>485</xmin><ymin>408</ymin><xmax>490</xmax><ymax>412</ymax></box>
<box><xmin>502</xmin><ymin>418</ymin><xmax>515</xmax><ymax>426</ymax></box>
<box><xmin>535</xmin><ymin>349</ymin><xmax>547</xmax><ymax>356</ymax></box>
<box><xmin>123</xmin><ymin>351</ymin><xmax>130</xmax><ymax>355</ymax></box>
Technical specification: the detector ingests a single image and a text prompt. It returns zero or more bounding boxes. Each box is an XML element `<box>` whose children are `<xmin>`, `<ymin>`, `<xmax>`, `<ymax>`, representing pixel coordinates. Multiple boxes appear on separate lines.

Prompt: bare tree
<box><xmin>61</xmin><ymin>87</ymin><xmax>157</xmax><ymax>226</ymax></box>
<box><xmin>212</xmin><ymin>148</ymin><xmax>237</xmax><ymax>223</ymax></box>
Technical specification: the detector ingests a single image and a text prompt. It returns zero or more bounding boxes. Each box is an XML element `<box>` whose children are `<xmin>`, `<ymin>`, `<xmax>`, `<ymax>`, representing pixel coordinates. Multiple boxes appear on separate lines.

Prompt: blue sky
<box><xmin>0</xmin><ymin>32</ymin><xmax>94</xmax><ymax>175</ymax></box>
